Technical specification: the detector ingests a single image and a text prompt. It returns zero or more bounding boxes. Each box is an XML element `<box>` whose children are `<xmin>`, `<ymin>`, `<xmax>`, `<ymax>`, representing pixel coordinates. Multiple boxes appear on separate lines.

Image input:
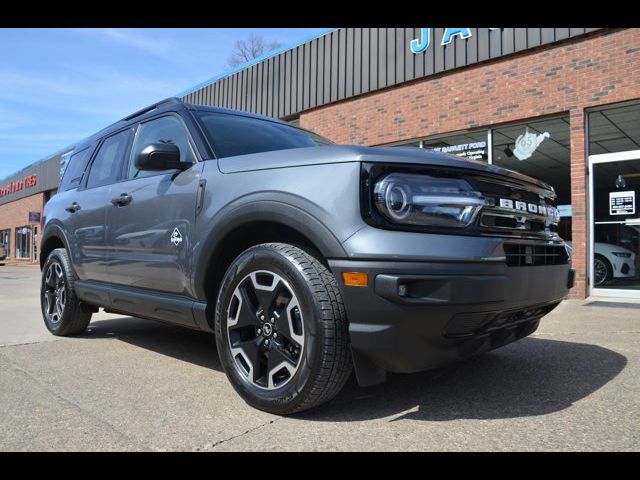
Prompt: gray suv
<box><xmin>40</xmin><ymin>98</ymin><xmax>574</xmax><ymax>414</ymax></box>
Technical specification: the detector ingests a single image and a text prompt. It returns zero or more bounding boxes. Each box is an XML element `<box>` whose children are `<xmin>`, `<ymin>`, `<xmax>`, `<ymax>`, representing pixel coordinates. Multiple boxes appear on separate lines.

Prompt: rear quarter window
<box><xmin>59</xmin><ymin>148</ymin><xmax>92</xmax><ymax>191</ymax></box>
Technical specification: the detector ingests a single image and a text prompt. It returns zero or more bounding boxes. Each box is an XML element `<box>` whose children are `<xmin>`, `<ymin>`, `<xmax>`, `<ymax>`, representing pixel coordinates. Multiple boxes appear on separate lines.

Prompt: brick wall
<box><xmin>300</xmin><ymin>28</ymin><xmax>640</xmax><ymax>299</ymax></box>
<box><xmin>0</xmin><ymin>193</ymin><xmax>44</xmax><ymax>262</ymax></box>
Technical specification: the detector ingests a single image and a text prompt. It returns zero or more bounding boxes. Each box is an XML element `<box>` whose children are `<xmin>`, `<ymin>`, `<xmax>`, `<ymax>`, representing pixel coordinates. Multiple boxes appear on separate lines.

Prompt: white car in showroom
<box><xmin>566</xmin><ymin>241</ymin><xmax>637</xmax><ymax>287</ymax></box>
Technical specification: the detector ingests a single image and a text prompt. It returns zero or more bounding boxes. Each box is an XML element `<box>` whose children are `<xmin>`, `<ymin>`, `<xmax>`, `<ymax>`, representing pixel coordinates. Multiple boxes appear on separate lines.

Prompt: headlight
<box><xmin>373</xmin><ymin>173</ymin><xmax>484</xmax><ymax>228</ymax></box>
<box><xmin>612</xmin><ymin>252</ymin><xmax>632</xmax><ymax>258</ymax></box>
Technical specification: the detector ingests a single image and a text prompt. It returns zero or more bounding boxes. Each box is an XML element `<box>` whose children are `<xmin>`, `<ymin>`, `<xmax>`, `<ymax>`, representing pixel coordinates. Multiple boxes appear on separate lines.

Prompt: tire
<box><xmin>41</xmin><ymin>248</ymin><xmax>92</xmax><ymax>336</ymax></box>
<box><xmin>593</xmin><ymin>254</ymin><xmax>613</xmax><ymax>287</ymax></box>
<box><xmin>215</xmin><ymin>243</ymin><xmax>352</xmax><ymax>415</ymax></box>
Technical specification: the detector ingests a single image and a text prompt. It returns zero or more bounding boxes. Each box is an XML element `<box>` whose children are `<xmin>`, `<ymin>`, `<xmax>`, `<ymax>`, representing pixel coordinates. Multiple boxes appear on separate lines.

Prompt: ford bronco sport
<box><xmin>40</xmin><ymin>98</ymin><xmax>574</xmax><ymax>414</ymax></box>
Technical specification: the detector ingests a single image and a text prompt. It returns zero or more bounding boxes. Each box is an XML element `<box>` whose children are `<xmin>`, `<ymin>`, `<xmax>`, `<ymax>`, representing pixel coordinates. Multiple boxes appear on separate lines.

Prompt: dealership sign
<box><xmin>0</xmin><ymin>174</ymin><xmax>37</xmax><ymax>198</ymax></box>
<box><xmin>410</xmin><ymin>28</ymin><xmax>500</xmax><ymax>54</ymax></box>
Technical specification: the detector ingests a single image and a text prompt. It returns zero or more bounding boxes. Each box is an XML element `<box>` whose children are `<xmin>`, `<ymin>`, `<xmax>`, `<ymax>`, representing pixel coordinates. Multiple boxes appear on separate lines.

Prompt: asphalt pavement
<box><xmin>0</xmin><ymin>265</ymin><xmax>638</xmax><ymax>451</ymax></box>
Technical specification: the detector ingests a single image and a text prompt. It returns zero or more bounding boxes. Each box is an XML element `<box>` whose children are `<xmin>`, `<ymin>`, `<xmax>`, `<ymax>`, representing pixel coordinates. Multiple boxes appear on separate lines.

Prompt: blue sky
<box><xmin>0</xmin><ymin>28</ymin><xmax>331</xmax><ymax>180</ymax></box>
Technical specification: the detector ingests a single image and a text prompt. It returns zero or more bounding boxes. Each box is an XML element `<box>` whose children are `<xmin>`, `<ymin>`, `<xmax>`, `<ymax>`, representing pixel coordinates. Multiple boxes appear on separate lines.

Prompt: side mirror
<box><xmin>135</xmin><ymin>143</ymin><xmax>191</xmax><ymax>171</ymax></box>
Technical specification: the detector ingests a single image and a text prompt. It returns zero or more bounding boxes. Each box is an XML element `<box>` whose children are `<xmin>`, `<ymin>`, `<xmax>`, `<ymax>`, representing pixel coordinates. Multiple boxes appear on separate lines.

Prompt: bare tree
<box><xmin>227</xmin><ymin>34</ymin><xmax>282</xmax><ymax>68</ymax></box>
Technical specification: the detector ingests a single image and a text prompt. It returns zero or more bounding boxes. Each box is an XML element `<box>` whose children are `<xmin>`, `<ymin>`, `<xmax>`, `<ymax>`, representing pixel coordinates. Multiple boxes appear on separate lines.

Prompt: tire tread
<box><xmin>265</xmin><ymin>243</ymin><xmax>352</xmax><ymax>413</ymax></box>
<box><xmin>42</xmin><ymin>248</ymin><xmax>92</xmax><ymax>336</ymax></box>
<box><xmin>216</xmin><ymin>242</ymin><xmax>352</xmax><ymax>414</ymax></box>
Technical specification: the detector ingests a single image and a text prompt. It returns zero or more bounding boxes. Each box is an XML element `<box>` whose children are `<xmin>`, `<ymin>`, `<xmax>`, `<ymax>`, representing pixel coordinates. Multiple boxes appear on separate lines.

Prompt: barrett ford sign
<box><xmin>0</xmin><ymin>174</ymin><xmax>37</xmax><ymax>198</ymax></box>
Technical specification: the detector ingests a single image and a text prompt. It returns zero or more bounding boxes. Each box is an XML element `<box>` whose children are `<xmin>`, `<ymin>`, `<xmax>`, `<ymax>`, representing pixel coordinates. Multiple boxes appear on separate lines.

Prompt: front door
<box><xmin>591</xmin><ymin>156</ymin><xmax>640</xmax><ymax>295</ymax></box>
<box><xmin>105</xmin><ymin>114</ymin><xmax>202</xmax><ymax>297</ymax></box>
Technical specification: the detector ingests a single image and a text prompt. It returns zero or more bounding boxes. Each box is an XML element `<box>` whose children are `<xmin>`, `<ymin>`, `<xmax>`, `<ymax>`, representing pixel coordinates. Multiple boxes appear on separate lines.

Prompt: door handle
<box><xmin>65</xmin><ymin>202</ymin><xmax>80</xmax><ymax>213</ymax></box>
<box><xmin>111</xmin><ymin>193</ymin><xmax>133</xmax><ymax>207</ymax></box>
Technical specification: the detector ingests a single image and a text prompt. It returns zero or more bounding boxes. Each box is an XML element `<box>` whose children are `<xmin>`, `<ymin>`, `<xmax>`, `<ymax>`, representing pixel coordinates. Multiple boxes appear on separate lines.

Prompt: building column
<box><xmin>569</xmin><ymin>108</ymin><xmax>588</xmax><ymax>299</ymax></box>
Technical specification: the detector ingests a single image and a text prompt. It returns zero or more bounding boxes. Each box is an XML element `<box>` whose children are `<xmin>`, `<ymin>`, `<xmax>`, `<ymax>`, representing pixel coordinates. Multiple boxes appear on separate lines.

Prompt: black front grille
<box><xmin>504</xmin><ymin>244</ymin><xmax>569</xmax><ymax>267</ymax></box>
<box><xmin>465</xmin><ymin>175</ymin><xmax>559</xmax><ymax>240</ymax></box>
<box><xmin>481</xmin><ymin>213</ymin><xmax>551</xmax><ymax>233</ymax></box>
<box><xmin>474</xmin><ymin>178</ymin><xmax>543</xmax><ymax>203</ymax></box>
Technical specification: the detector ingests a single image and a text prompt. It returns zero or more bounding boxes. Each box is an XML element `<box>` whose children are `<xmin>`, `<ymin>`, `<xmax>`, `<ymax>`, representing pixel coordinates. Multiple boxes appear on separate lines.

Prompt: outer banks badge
<box><xmin>171</xmin><ymin>228</ymin><xmax>183</xmax><ymax>247</ymax></box>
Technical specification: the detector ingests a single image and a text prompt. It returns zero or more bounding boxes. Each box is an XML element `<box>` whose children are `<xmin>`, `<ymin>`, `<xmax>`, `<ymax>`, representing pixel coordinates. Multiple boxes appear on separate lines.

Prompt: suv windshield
<box><xmin>195</xmin><ymin>111</ymin><xmax>333</xmax><ymax>159</ymax></box>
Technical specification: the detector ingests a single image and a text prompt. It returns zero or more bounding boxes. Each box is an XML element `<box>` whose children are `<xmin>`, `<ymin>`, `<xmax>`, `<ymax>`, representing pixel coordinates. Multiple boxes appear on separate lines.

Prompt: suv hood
<box><xmin>217</xmin><ymin>145</ymin><xmax>554</xmax><ymax>192</ymax></box>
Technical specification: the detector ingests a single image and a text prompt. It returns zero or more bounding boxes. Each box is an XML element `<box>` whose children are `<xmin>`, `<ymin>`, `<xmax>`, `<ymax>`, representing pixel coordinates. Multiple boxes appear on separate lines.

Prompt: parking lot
<box><xmin>0</xmin><ymin>264</ymin><xmax>638</xmax><ymax>451</ymax></box>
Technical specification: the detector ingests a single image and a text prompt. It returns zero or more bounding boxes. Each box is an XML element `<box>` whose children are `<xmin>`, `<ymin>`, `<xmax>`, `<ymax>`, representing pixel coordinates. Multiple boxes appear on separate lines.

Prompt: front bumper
<box><xmin>612</xmin><ymin>257</ymin><xmax>636</xmax><ymax>278</ymax></box>
<box><xmin>329</xmin><ymin>258</ymin><xmax>573</xmax><ymax>385</ymax></box>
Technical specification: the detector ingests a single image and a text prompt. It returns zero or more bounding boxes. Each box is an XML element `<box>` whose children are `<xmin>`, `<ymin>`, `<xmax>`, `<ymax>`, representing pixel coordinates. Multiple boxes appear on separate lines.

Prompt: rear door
<box><xmin>104</xmin><ymin>113</ymin><xmax>203</xmax><ymax>297</ymax></box>
<box><xmin>65</xmin><ymin>129</ymin><xmax>133</xmax><ymax>282</ymax></box>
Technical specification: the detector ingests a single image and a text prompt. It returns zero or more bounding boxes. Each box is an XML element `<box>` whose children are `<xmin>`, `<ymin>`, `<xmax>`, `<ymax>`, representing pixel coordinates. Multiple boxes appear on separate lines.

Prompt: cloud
<box><xmin>0</xmin><ymin>63</ymin><xmax>190</xmax><ymax>169</ymax></box>
<box><xmin>0</xmin><ymin>132</ymin><xmax>88</xmax><ymax>143</ymax></box>
<box><xmin>0</xmin><ymin>64</ymin><xmax>186</xmax><ymax>119</ymax></box>
<box><xmin>0</xmin><ymin>28</ymin><xmax>330</xmax><ymax>175</ymax></box>
<box><xmin>73</xmin><ymin>28</ymin><xmax>176</xmax><ymax>58</ymax></box>
<box><xmin>0</xmin><ymin>68</ymin><xmax>77</xmax><ymax>96</ymax></box>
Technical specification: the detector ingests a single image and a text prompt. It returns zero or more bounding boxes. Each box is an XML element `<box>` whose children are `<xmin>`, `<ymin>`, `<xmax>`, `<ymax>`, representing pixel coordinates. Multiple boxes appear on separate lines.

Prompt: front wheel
<box><xmin>215</xmin><ymin>243</ymin><xmax>352</xmax><ymax>415</ymax></box>
<box><xmin>593</xmin><ymin>254</ymin><xmax>612</xmax><ymax>287</ymax></box>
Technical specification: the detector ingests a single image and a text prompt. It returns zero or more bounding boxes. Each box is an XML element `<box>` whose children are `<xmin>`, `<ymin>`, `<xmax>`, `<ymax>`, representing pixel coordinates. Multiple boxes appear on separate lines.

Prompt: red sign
<box><xmin>0</xmin><ymin>174</ymin><xmax>37</xmax><ymax>198</ymax></box>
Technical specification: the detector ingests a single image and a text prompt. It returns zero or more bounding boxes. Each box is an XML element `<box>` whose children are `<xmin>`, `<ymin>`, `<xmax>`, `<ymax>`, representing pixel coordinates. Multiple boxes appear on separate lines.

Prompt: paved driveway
<box><xmin>0</xmin><ymin>265</ymin><xmax>638</xmax><ymax>451</ymax></box>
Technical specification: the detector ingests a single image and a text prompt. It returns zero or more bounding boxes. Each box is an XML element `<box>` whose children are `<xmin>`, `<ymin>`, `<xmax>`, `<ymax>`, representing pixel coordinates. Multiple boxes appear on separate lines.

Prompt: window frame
<box><xmin>124</xmin><ymin>112</ymin><xmax>200</xmax><ymax>181</ymax></box>
<box><xmin>193</xmin><ymin>109</ymin><xmax>333</xmax><ymax>160</ymax></box>
<box><xmin>59</xmin><ymin>146</ymin><xmax>93</xmax><ymax>192</ymax></box>
<box><xmin>81</xmin><ymin>127</ymin><xmax>135</xmax><ymax>191</ymax></box>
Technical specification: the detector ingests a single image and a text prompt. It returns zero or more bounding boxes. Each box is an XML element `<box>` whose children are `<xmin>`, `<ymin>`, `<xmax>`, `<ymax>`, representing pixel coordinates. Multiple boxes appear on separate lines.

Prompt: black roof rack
<box><xmin>121</xmin><ymin>97</ymin><xmax>183</xmax><ymax>121</ymax></box>
<box><xmin>86</xmin><ymin>97</ymin><xmax>184</xmax><ymax>142</ymax></box>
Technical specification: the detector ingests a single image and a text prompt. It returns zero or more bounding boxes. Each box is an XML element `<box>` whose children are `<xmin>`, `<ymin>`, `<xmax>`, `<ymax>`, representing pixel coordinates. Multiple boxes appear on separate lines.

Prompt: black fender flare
<box><xmin>39</xmin><ymin>222</ymin><xmax>72</xmax><ymax>270</ymax></box>
<box><xmin>191</xmin><ymin>200</ymin><xmax>348</xmax><ymax>301</ymax></box>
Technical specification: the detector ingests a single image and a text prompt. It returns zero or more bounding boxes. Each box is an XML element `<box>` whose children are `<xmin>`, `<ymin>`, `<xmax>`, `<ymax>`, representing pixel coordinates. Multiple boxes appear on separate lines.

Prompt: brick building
<box><xmin>291</xmin><ymin>29</ymin><xmax>640</xmax><ymax>299</ymax></box>
<box><xmin>2</xmin><ymin>28</ymin><xmax>639</xmax><ymax>299</ymax></box>
<box><xmin>0</xmin><ymin>151</ymin><xmax>67</xmax><ymax>263</ymax></box>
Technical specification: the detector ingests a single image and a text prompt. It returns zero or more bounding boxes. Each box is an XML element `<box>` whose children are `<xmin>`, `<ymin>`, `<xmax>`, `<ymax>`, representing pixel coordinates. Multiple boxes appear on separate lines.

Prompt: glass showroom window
<box><xmin>492</xmin><ymin>115</ymin><xmax>571</xmax><ymax>240</ymax></box>
<box><xmin>391</xmin><ymin>140</ymin><xmax>422</xmax><ymax>149</ymax></box>
<box><xmin>1</xmin><ymin>229</ymin><xmax>10</xmax><ymax>257</ymax></box>
<box><xmin>588</xmin><ymin>100</ymin><xmax>640</xmax><ymax>291</ymax></box>
<box><xmin>15</xmin><ymin>226</ymin><xmax>31</xmax><ymax>259</ymax></box>
<box><xmin>588</xmin><ymin>100</ymin><xmax>640</xmax><ymax>155</ymax></box>
<box><xmin>423</xmin><ymin>130</ymin><xmax>489</xmax><ymax>162</ymax></box>
<box><xmin>390</xmin><ymin>130</ymin><xmax>489</xmax><ymax>161</ymax></box>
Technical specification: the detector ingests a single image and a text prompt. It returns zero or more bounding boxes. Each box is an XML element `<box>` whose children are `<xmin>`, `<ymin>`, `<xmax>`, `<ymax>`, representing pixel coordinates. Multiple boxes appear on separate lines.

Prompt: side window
<box><xmin>86</xmin><ymin>130</ymin><xmax>132</xmax><ymax>189</ymax></box>
<box><xmin>59</xmin><ymin>148</ymin><xmax>92</xmax><ymax>191</ymax></box>
<box><xmin>128</xmin><ymin>115</ymin><xmax>195</xmax><ymax>179</ymax></box>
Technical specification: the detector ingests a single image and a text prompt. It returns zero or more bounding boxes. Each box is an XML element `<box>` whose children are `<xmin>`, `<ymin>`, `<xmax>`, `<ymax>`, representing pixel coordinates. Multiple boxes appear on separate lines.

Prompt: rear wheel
<box><xmin>215</xmin><ymin>243</ymin><xmax>352</xmax><ymax>414</ymax></box>
<box><xmin>41</xmin><ymin>248</ymin><xmax>92</xmax><ymax>336</ymax></box>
